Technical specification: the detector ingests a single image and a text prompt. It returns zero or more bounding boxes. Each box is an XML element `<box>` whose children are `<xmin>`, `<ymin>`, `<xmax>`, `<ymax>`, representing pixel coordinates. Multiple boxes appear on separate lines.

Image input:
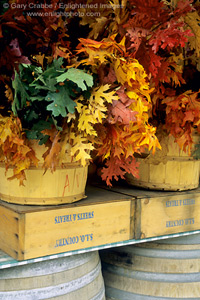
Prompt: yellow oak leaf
<box><xmin>76</xmin><ymin>85</ymin><xmax>119</xmax><ymax>136</ymax></box>
<box><xmin>185</xmin><ymin>11</ymin><xmax>200</xmax><ymax>56</ymax></box>
<box><xmin>77</xmin><ymin>105</ymin><xmax>98</xmax><ymax>136</ymax></box>
<box><xmin>90</xmin><ymin>84</ymin><xmax>119</xmax><ymax>104</ymax></box>
<box><xmin>70</xmin><ymin>135</ymin><xmax>94</xmax><ymax>166</ymax></box>
<box><xmin>113</xmin><ymin>58</ymin><xmax>149</xmax><ymax>93</ymax></box>
<box><xmin>87</xmin><ymin>17</ymin><xmax>108</xmax><ymax>39</ymax></box>
<box><xmin>0</xmin><ymin>115</ymin><xmax>39</xmax><ymax>185</ymax></box>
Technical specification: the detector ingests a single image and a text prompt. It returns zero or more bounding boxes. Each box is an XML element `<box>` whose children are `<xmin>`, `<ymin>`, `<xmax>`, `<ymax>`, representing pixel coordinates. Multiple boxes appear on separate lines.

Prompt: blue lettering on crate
<box><xmin>166</xmin><ymin>218</ymin><xmax>195</xmax><ymax>228</ymax></box>
<box><xmin>55</xmin><ymin>211</ymin><xmax>94</xmax><ymax>224</ymax></box>
<box><xmin>166</xmin><ymin>199</ymin><xmax>195</xmax><ymax>207</ymax></box>
<box><xmin>55</xmin><ymin>234</ymin><xmax>93</xmax><ymax>248</ymax></box>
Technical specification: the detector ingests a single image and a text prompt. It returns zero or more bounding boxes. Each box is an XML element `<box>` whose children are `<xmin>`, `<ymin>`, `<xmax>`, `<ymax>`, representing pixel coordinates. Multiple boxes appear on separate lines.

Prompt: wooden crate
<box><xmin>0</xmin><ymin>185</ymin><xmax>133</xmax><ymax>260</ymax></box>
<box><xmin>96</xmin><ymin>183</ymin><xmax>200</xmax><ymax>239</ymax></box>
<box><xmin>1</xmin><ymin>182</ymin><xmax>200</xmax><ymax>261</ymax></box>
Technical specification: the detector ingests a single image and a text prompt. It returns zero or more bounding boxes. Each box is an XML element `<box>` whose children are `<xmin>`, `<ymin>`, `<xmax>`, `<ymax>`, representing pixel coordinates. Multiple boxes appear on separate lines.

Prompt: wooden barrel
<box><xmin>0</xmin><ymin>251</ymin><xmax>105</xmax><ymax>300</ymax></box>
<box><xmin>125</xmin><ymin>135</ymin><xmax>200</xmax><ymax>191</ymax></box>
<box><xmin>0</xmin><ymin>142</ymin><xmax>88</xmax><ymax>205</ymax></box>
<box><xmin>101</xmin><ymin>234</ymin><xmax>200</xmax><ymax>299</ymax></box>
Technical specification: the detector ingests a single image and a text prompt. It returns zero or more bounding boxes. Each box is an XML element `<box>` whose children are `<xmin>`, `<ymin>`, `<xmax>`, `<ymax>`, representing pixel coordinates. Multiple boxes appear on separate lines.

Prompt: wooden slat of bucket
<box><xmin>126</xmin><ymin>158</ymin><xmax>200</xmax><ymax>191</ymax></box>
<box><xmin>0</xmin><ymin>251</ymin><xmax>105</xmax><ymax>300</ymax></box>
<box><xmin>101</xmin><ymin>233</ymin><xmax>200</xmax><ymax>299</ymax></box>
<box><xmin>126</xmin><ymin>135</ymin><xmax>200</xmax><ymax>191</ymax></box>
<box><xmin>0</xmin><ymin>164</ymin><xmax>88</xmax><ymax>205</ymax></box>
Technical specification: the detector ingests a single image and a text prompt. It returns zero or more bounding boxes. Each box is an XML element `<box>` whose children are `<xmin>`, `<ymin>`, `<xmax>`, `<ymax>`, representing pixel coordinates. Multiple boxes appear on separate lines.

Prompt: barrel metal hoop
<box><xmin>0</xmin><ymin>252</ymin><xmax>95</xmax><ymax>279</ymax></box>
<box><xmin>116</xmin><ymin>246</ymin><xmax>200</xmax><ymax>260</ymax></box>
<box><xmin>0</xmin><ymin>261</ymin><xmax>101</xmax><ymax>299</ymax></box>
<box><xmin>105</xmin><ymin>286</ymin><xmax>200</xmax><ymax>300</ymax></box>
<box><xmin>103</xmin><ymin>262</ymin><xmax>200</xmax><ymax>283</ymax></box>
<box><xmin>91</xmin><ymin>283</ymin><xmax>105</xmax><ymax>300</ymax></box>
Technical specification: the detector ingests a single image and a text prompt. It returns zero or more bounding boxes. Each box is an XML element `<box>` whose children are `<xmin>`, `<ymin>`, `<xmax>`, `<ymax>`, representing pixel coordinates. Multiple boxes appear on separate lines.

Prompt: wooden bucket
<box><xmin>0</xmin><ymin>143</ymin><xmax>88</xmax><ymax>205</ymax></box>
<box><xmin>126</xmin><ymin>135</ymin><xmax>200</xmax><ymax>191</ymax></box>
<box><xmin>0</xmin><ymin>251</ymin><xmax>105</xmax><ymax>300</ymax></box>
<box><xmin>101</xmin><ymin>234</ymin><xmax>200</xmax><ymax>299</ymax></box>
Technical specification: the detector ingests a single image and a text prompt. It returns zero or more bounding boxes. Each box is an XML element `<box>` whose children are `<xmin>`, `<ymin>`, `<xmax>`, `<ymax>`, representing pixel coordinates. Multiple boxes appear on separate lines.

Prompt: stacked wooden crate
<box><xmin>0</xmin><ymin>180</ymin><xmax>200</xmax><ymax>261</ymax></box>
<box><xmin>0</xmin><ymin>185</ymin><xmax>133</xmax><ymax>260</ymax></box>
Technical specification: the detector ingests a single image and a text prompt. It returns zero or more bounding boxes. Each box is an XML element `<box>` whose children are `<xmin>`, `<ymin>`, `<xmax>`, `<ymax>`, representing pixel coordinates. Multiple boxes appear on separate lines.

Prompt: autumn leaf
<box><xmin>70</xmin><ymin>135</ymin><xmax>94</xmax><ymax>166</ymax></box>
<box><xmin>148</xmin><ymin>49</ymin><xmax>162</xmax><ymax>78</ymax></box>
<box><xmin>174</xmin><ymin>130</ymin><xmax>193</xmax><ymax>154</ymax></box>
<box><xmin>75</xmin><ymin>103</ymin><xmax>97</xmax><ymax>136</ymax></box>
<box><xmin>53</xmin><ymin>45</ymin><xmax>71</xmax><ymax>60</ymax></box>
<box><xmin>173</xmin><ymin>0</ymin><xmax>193</xmax><ymax>17</ymax></box>
<box><xmin>162</xmin><ymin>90</ymin><xmax>200</xmax><ymax>153</ymax></box>
<box><xmin>42</xmin><ymin>130</ymin><xmax>61</xmax><ymax>172</ymax></box>
<box><xmin>86</xmin><ymin>17</ymin><xmax>108</xmax><ymax>39</ymax></box>
<box><xmin>126</xmin><ymin>27</ymin><xmax>149</xmax><ymax>53</ymax></box>
<box><xmin>116</xmin><ymin>86</ymin><xmax>132</xmax><ymax>104</ymax></box>
<box><xmin>107</xmin><ymin>100</ymin><xmax>138</xmax><ymax>125</ymax></box>
<box><xmin>182</xmin><ymin>110</ymin><xmax>195</xmax><ymax>125</ymax></box>
<box><xmin>185</xmin><ymin>11</ymin><xmax>200</xmax><ymax>56</ymax></box>
<box><xmin>101</xmin><ymin>155</ymin><xmax>139</xmax><ymax>186</ymax></box>
<box><xmin>149</xmin><ymin>20</ymin><xmax>193</xmax><ymax>53</ymax></box>
<box><xmin>0</xmin><ymin>115</ymin><xmax>39</xmax><ymax>185</ymax></box>
<box><xmin>98</xmin><ymin>66</ymin><xmax>117</xmax><ymax>85</ymax></box>
<box><xmin>76</xmin><ymin>85</ymin><xmax>119</xmax><ymax>135</ymax></box>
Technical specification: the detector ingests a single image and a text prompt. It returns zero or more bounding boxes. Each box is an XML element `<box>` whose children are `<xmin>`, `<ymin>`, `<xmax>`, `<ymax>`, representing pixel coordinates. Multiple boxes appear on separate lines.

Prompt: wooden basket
<box><xmin>0</xmin><ymin>143</ymin><xmax>88</xmax><ymax>205</ymax></box>
<box><xmin>126</xmin><ymin>135</ymin><xmax>200</xmax><ymax>191</ymax></box>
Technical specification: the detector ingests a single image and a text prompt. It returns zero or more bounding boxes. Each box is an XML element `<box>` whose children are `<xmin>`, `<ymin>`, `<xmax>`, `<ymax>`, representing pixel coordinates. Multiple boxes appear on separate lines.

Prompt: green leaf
<box><xmin>19</xmin><ymin>64</ymin><xmax>42</xmax><ymax>83</ymax></box>
<box><xmin>25</xmin><ymin>130</ymin><xmax>38</xmax><ymax>140</ymax></box>
<box><xmin>26</xmin><ymin>130</ymin><xmax>49</xmax><ymax>145</ymax></box>
<box><xmin>30</xmin><ymin>70</ymin><xmax>58</xmax><ymax>92</ymax></box>
<box><xmin>38</xmin><ymin>134</ymin><xmax>49</xmax><ymax>145</ymax></box>
<box><xmin>56</xmin><ymin>68</ymin><xmax>93</xmax><ymax>91</ymax></box>
<box><xmin>12</xmin><ymin>70</ymin><xmax>30</xmax><ymax>115</ymax></box>
<box><xmin>24</xmin><ymin>110</ymin><xmax>38</xmax><ymax>122</ymax></box>
<box><xmin>51</xmin><ymin>116</ymin><xmax>63</xmax><ymax>131</ymax></box>
<box><xmin>25</xmin><ymin>120</ymin><xmax>52</xmax><ymax>144</ymax></box>
<box><xmin>30</xmin><ymin>95</ymin><xmax>46</xmax><ymax>102</ymax></box>
<box><xmin>30</xmin><ymin>59</ymin><xmax>64</xmax><ymax>92</ymax></box>
<box><xmin>50</xmin><ymin>57</ymin><xmax>64</xmax><ymax>70</ymax></box>
<box><xmin>45</xmin><ymin>86</ymin><xmax>76</xmax><ymax>117</ymax></box>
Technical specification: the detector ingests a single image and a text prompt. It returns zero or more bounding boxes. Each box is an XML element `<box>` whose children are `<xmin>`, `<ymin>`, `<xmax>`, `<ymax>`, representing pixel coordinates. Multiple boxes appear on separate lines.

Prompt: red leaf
<box><xmin>128</xmin><ymin>0</ymin><xmax>168</xmax><ymax>23</ymax></box>
<box><xmin>182</xmin><ymin>110</ymin><xmax>195</xmax><ymax>126</ymax></box>
<box><xmin>116</xmin><ymin>86</ymin><xmax>133</xmax><ymax>104</ymax></box>
<box><xmin>148</xmin><ymin>48</ymin><xmax>162</xmax><ymax>78</ymax></box>
<box><xmin>154</xmin><ymin>60</ymin><xmax>171</xmax><ymax>86</ymax></box>
<box><xmin>126</xmin><ymin>28</ymin><xmax>149</xmax><ymax>53</ymax></box>
<box><xmin>107</xmin><ymin>100</ymin><xmax>138</xmax><ymax>125</ymax></box>
<box><xmin>101</xmin><ymin>155</ymin><xmax>139</xmax><ymax>186</ymax></box>
<box><xmin>173</xmin><ymin>0</ymin><xmax>193</xmax><ymax>18</ymax></box>
<box><xmin>149</xmin><ymin>20</ymin><xmax>193</xmax><ymax>53</ymax></box>
<box><xmin>107</xmin><ymin>86</ymin><xmax>137</xmax><ymax>125</ymax></box>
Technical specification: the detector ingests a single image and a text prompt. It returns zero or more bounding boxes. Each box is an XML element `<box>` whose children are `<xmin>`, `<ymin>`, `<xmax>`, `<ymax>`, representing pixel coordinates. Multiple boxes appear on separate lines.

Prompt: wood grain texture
<box><xmin>93</xmin><ymin>183</ymin><xmax>200</xmax><ymax>240</ymax></box>
<box><xmin>0</xmin><ymin>186</ymin><xmax>132</xmax><ymax>260</ymax></box>
<box><xmin>125</xmin><ymin>135</ymin><xmax>200</xmax><ymax>191</ymax></box>
<box><xmin>0</xmin><ymin>164</ymin><xmax>88</xmax><ymax>205</ymax></box>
